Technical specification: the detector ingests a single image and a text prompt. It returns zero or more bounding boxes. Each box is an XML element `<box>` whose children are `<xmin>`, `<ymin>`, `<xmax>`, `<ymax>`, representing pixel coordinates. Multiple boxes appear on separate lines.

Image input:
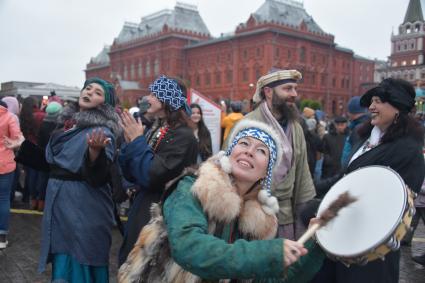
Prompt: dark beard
<box><xmin>271</xmin><ymin>90</ymin><xmax>299</xmax><ymax>123</ymax></box>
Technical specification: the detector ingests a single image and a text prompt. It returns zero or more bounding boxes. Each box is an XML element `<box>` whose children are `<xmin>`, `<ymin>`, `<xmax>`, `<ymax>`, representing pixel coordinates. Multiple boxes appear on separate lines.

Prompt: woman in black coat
<box><xmin>312</xmin><ymin>78</ymin><xmax>425</xmax><ymax>283</ymax></box>
<box><xmin>118</xmin><ymin>75</ymin><xmax>198</xmax><ymax>265</ymax></box>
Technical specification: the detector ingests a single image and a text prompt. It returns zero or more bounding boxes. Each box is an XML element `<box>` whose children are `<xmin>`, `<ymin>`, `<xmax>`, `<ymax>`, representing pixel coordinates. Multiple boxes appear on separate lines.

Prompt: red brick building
<box><xmin>85</xmin><ymin>0</ymin><xmax>375</xmax><ymax>115</ymax></box>
<box><xmin>377</xmin><ymin>0</ymin><xmax>425</xmax><ymax>88</ymax></box>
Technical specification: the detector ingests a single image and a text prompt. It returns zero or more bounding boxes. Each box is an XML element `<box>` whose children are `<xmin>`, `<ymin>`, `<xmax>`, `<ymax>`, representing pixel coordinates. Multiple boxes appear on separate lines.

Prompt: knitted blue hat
<box><xmin>347</xmin><ymin>96</ymin><xmax>367</xmax><ymax>114</ymax></box>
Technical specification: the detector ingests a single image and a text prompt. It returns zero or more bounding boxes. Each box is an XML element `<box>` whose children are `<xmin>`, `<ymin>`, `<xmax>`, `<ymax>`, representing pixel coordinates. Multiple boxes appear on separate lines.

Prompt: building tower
<box><xmin>383</xmin><ymin>0</ymin><xmax>425</xmax><ymax>85</ymax></box>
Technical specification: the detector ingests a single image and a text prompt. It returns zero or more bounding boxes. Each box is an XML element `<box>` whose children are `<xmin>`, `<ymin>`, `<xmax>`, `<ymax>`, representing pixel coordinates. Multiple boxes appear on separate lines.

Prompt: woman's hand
<box><xmin>87</xmin><ymin>128</ymin><xmax>111</xmax><ymax>162</ymax></box>
<box><xmin>283</xmin><ymin>239</ymin><xmax>308</xmax><ymax>267</ymax></box>
<box><xmin>120</xmin><ymin>111</ymin><xmax>145</xmax><ymax>143</ymax></box>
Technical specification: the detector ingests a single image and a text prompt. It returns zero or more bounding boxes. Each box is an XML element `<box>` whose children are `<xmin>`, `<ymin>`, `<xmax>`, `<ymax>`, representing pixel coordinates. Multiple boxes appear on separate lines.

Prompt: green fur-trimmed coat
<box><xmin>118</xmin><ymin>154</ymin><xmax>324</xmax><ymax>283</ymax></box>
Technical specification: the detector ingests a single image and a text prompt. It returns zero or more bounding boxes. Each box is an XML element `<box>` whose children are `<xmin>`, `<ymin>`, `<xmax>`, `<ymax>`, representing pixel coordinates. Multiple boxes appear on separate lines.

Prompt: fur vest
<box><xmin>58</xmin><ymin>103</ymin><xmax>121</xmax><ymax>137</ymax></box>
<box><xmin>118</xmin><ymin>153</ymin><xmax>278</xmax><ymax>283</ymax></box>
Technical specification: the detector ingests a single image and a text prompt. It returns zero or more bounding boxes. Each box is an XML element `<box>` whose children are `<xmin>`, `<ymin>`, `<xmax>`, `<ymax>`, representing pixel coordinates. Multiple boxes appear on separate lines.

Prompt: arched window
<box><xmin>123</xmin><ymin>64</ymin><xmax>128</xmax><ymax>79</ymax></box>
<box><xmin>205</xmin><ymin>71</ymin><xmax>211</xmax><ymax>86</ymax></box>
<box><xmin>146</xmin><ymin>60</ymin><xmax>151</xmax><ymax>76</ymax></box>
<box><xmin>226</xmin><ymin>69</ymin><xmax>233</xmax><ymax>83</ymax></box>
<box><xmin>300</xmin><ymin>47</ymin><xmax>306</xmax><ymax>62</ymax></box>
<box><xmin>138</xmin><ymin>62</ymin><xmax>143</xmax><ymax>79</ymax></box>
<box><xmin>215</xmin><ymin>71</ymin><xmax>221</xmax><ymax>85</ymax></box>
<box><xmin>406</xmin><ymin>25</ymin><xmax>411</xmax><ymax>33</ymax></box>
<box><xmin>130</xmin><ymin>63</ymin><xmax>135</xmax><ymax>79</ymax></box>
<box><xmin>415</xmin><ymin>24</ymin><xmax>421</xmax><ymax>32</ymax></box>
<box><xmin>242</xmin><ymin>67</ymin><xmax>249</xmax><ymax>82</ymax></box>
<box><xmin>154</xmin><ymin>59</ymin><xmax>159</xmax><ymax>76</ymax></box>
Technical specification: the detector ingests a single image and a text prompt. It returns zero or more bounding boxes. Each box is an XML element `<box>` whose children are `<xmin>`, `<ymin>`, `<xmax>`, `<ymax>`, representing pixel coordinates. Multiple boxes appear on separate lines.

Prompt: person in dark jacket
<box><xmin>311</xmin><ymin>78</ymin><xmax>425</xmax><ymax>283</ymax></box>
<box><xmin>34</xmin><ymin>101</ymin><xmax>63</xmax><ymax>211</ymax></box>
<box><xmin>301</xmin><ymin>118</ymin><xmax>323</xmax><ymax>178</ymax></box>
<box><xmin>19</xmin><ymin>97</ymin><xmax>46</xmax><ymax>207</ymax></box>
<box><xmin>190</xmin><ymin>103</ymin><xmax>212</xmax><ymax>163</ymax></box>
<box><xmin>340</xmin><ymin>96</ymin><xmax>369</xmax><ymax>166</ymax></box>
<box><xmin>118</xmin><ymin>75</ymin><xmax>198</xmax><ymax>266</ymax></box>
<box><xmin>321</xmin><ymin>116</ymin><xmax>348</xmax><ymax>179</ymax></box>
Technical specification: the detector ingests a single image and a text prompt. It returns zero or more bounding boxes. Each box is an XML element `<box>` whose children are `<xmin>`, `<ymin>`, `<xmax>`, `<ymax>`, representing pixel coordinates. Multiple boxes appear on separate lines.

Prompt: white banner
<box><xmin>189</xmin><ymin>89</ymin><xmax>222</xmax><ymax>154</ymax></box>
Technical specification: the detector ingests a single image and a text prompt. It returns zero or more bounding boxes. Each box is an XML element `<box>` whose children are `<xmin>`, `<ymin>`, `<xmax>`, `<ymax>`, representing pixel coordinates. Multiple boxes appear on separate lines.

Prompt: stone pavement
<box><xmin>0</xmin><ymin>211</ymin><xmax>424</xmax><ymax>282</ymax></box>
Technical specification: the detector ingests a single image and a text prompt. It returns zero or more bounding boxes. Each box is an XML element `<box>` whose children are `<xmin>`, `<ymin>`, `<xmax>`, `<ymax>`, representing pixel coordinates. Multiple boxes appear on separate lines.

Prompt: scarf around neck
<box><xmin>259</xmin><ymin>101</ymin><xmax>293</xmax><ymax>183</ymax></box>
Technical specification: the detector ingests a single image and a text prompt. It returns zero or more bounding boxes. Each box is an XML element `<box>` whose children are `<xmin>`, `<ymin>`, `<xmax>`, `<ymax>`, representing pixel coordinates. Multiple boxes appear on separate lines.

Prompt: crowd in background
<box><xmin>0</xmin><ymin>73</ymin><xmax>425</xmax><ymax>282</ymax></box>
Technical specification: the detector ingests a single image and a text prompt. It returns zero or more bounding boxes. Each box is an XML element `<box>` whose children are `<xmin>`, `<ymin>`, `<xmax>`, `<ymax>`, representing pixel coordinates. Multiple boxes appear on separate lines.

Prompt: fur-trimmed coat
<box><xmin>118</xmin><ymin>154</ymin><xmax>324</xmax><ymax>283</ymax></box>
<box><xmin>38</xmin><ymin>104</ymin><xmax>120</xmax><ymax>272</ymax></box>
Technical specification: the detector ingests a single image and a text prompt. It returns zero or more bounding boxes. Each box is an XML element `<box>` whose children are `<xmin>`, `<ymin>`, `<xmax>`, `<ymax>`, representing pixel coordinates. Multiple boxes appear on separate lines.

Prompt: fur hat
<box><xmin>222</xmin><ymin>119</ymin><xmax>283</xmax><ymax>215</ymax></box>
<box><xmin>360</xmin><ymin>78</ymin><xmax>416</xmax><ymax>113</ymax></box>
<box><xmin>253</xmin><ymin>69</ymin><xmax>302</xmax><ymax>103</ymax></box>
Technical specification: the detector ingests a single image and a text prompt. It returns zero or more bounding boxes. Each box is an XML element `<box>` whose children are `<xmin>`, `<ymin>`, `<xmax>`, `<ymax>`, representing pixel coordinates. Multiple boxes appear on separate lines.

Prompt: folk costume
<box><xmin>119</xmin><ymin>120</ymin><xmax>325</xmax><ymax>283</ymax></box>
<box><xmin>246</xmin><ymin>70</ymin><xmax>316</xmax><ymax>240</ymax></box>
<box><xmin>312</xmin><ymin>78</ymin><xmax>425</xmax><ymax>283</ymax></box>
<box><xmin>38</xmin><ymin>78</ymin><xmax>120</xmax><ymax>282</ymax></box>
<box><xmin>118</xmin><ymin>75</ymin><xmax>198</xmax><ymax>265</ymax></box>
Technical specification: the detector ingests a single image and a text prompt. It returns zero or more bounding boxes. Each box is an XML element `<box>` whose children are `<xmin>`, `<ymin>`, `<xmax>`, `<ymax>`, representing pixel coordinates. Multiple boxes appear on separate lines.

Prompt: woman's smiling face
<box><xmin>229</xmin><ymin>136</ymin><xmax>269</xmax><ymax>186</ymax></box>
<box><xmin>369</xmin><ymin>96</ymin><xmax>399</xmax><ymax>131</ymax></box>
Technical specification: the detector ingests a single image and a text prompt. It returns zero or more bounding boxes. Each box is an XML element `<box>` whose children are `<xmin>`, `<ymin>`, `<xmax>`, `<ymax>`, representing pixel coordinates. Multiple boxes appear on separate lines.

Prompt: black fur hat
<box><xmin>360</xmin><ymin>78</ymin><xmax>415</xmax><ymax>113</ymax></box>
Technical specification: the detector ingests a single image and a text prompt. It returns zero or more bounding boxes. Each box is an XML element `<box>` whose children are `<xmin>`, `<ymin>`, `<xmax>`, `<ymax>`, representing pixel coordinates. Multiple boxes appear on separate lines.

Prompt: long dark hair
<box><xmin>191</xmin><ymin>103</ymin><xmax>212</xmax><ymax>160</ymax></box>
<box><xmin>19</xmin><ymin>97</ymin><xmax>38</xmax><ymax>139</ymax></box>
<box><xmin>163</xmin><ymin>78</ymin><xmax>191</xmax><ymax>129</ymax></box>
<box><xmin>357</xmin><ymin>112</ymin><xmax>424</xmax><ymax>145</ymax></box>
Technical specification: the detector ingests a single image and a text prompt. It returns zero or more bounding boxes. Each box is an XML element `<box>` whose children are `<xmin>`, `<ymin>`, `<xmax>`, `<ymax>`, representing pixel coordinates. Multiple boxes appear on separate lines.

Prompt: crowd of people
<box><xmin>0</xmin><ymin>69</ymin><xmax>424</xmax><ymax>283</ymax></box>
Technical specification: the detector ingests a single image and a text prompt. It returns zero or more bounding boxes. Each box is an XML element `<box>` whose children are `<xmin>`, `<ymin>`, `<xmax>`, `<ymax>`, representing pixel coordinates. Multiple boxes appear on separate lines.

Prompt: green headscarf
<box><xmin>82</xmin><ymin>77</ymin><xmax>116</xmax><ymax>107</ymax></box>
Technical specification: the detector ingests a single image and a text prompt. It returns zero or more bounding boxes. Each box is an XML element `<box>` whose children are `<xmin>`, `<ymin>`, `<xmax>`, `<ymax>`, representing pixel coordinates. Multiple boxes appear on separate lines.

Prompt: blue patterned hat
<box><xmin>226</xmin><ymin>120</ymin><xmax>282</xmax><ymax>197</ymax></box>
<box><xmin>149</xmin><ymin>75</ymin><xmax>191</xmax><ymax>115</ymax></box>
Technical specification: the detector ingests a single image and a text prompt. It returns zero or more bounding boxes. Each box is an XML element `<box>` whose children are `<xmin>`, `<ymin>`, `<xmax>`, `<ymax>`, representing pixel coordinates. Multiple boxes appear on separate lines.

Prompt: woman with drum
<box><xmin>312</xmin><ymin>78</ymin><xmax>425</xmax><ymax>283</ymax></box>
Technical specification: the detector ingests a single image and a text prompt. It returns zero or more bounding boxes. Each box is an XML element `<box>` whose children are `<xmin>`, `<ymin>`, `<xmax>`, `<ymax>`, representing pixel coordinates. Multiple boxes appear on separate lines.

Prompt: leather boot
<box><xmin>30</xmin><ymin>199</ymin><xmax>38</xmax><ymax>210</ymax></box>
<box><xmin>37</xmin><ymin>200</ymin><xmax>45</xmax><ymax>212</ymax></box>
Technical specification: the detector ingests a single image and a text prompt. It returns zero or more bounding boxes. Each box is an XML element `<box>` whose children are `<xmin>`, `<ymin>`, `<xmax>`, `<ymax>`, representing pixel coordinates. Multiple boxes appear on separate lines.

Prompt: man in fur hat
<box><xmin>243</xmin><ymin>69</ymin><xmax>316</xmax><ymax>240</ymax></box>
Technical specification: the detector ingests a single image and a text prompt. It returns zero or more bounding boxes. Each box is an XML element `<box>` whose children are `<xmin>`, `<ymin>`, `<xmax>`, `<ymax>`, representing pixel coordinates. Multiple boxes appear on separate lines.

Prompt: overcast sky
<box><xmin>0</xmin><ymin>0</ymin><xmax>415</xmax><ymax>87</ymax></box>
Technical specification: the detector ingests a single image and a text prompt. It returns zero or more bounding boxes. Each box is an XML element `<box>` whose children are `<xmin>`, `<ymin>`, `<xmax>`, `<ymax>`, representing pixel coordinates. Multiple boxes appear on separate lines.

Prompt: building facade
<box><xmin>86</xmin><ymin>0</ymin><xmax>375</xmax><ymax>115</ymax></box>
<box><xmin>377</xmin><ymin>0</ymin><xmax>425</xmax><ymax>87</ymax></box>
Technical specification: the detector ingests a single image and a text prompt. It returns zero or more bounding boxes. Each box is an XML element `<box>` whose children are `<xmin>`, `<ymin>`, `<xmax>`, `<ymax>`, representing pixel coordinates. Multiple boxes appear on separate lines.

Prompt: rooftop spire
<box><xmin>403</xmin><ymin>0</ymin><xmax>424</xmax><ymax>23</ymax></box>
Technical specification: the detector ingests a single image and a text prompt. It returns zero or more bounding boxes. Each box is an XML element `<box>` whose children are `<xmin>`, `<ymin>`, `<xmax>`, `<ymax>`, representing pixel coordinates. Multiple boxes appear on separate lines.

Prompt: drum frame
<box><xmin>315</xmin><ymin>166</ymin><xmax>414</xmax><ymax>266</ymax></box>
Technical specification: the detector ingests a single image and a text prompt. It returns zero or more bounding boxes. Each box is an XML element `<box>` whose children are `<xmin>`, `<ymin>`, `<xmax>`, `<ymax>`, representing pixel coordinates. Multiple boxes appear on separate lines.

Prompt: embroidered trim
<box><xmin>152</xmin><ymin>126</ymin><xmax>169</xmax><ymax>152</ymax></box>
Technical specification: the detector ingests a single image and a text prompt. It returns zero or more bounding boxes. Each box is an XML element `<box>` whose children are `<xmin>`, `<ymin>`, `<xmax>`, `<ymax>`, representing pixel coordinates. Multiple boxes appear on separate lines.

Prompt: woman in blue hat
<box><xmin>119</xmin><ymin>119</ymin><xmax>325</xmax><ymax>282</ymax></box>
<box><xmin>38</xmin><ymin>78</ymin><xmax>121</xmax><ymax>282</ymax></box>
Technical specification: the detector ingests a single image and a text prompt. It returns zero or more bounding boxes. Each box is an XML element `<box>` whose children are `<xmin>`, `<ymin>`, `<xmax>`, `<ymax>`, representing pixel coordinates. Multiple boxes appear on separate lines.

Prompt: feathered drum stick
<box><xmin>297</xmin><ymin>191</ymin><xmax>358</xmax><ymax>245</ymax></box>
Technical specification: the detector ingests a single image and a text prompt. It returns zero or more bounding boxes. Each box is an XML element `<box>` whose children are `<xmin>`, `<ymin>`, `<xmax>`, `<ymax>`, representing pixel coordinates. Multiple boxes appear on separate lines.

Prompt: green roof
<box><xmin>404</xmin><ymin>0</ymin><xmax>424</xmax><ymax>23</ymax></box>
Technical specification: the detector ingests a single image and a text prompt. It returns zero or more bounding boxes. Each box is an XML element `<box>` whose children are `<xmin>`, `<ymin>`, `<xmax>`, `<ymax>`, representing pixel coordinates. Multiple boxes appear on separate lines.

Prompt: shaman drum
<box><xmin>315</xmin><ymin>166</ymin><xmax>414</xmax><ymax>266</ymax></box>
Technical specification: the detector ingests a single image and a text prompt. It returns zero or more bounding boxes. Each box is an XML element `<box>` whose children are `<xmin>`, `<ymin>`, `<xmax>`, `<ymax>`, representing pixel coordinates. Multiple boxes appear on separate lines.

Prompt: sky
<box><xmin>0</xmin><ymin>0</ymin><xmax>415</xmax><ymax>87</ymax></box>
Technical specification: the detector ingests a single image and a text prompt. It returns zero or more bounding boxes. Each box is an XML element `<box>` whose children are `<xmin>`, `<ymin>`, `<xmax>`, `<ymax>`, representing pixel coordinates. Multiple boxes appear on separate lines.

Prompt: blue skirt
<box><xmin>52</xmin><ymin>253</ymin><xmax>109</xmax><ymax>283</ymax></box>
